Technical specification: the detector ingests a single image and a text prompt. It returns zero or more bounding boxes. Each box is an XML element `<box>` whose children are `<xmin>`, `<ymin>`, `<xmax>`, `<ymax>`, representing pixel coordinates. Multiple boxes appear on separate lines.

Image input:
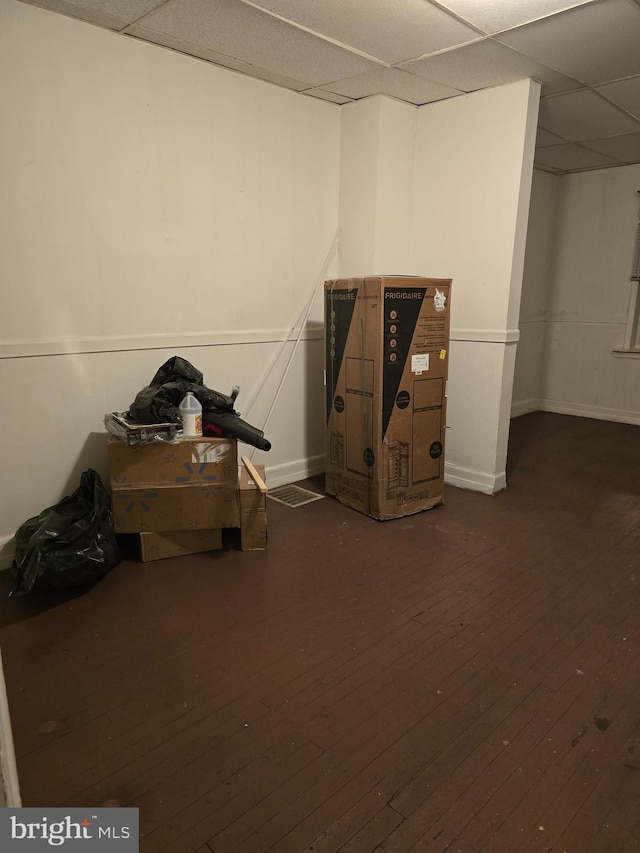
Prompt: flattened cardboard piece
<box><xmin>138</xmin><ymin>529</ymin><xmax>223</xmax><ymax>562</ymax></box>
<box><xmin>239</xmin><ymin>464</ymin><xmax>267</xmax><ymax>551</ymax></box>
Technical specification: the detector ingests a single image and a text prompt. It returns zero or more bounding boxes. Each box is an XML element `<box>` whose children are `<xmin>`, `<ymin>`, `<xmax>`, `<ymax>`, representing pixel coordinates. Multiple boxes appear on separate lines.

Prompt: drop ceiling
<box><xmin>18</xmin><ymin>0</ymin><xmax>640</xmax><ymax>174</ymax></box>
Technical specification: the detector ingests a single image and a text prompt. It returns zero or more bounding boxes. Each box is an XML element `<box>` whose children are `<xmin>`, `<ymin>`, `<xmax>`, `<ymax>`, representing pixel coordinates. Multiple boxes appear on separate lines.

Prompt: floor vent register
<box><xmin>266</xmin><ymin>484</ymin><xmax>325</xmax><ymax>508</ymax></box>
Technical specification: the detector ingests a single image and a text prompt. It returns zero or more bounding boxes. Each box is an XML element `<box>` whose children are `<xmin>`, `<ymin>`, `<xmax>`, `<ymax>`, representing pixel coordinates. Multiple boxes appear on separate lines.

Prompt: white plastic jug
<box><xmin>179</xmin><ymin>392</ymin><xmax>202</xmax><ymax>437</ymax></box>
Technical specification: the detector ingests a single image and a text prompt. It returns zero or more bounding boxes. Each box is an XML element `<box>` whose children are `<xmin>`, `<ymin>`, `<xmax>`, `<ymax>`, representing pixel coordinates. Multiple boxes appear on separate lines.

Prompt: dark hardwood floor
<box><xmin>1</xmin><ymin>411</ymin><xmax>639</xmax><ymax>852</ymax></box>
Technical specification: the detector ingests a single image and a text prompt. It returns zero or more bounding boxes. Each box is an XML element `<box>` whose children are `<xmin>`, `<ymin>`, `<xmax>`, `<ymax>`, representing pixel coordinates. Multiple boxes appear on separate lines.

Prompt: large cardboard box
<box><xmin>239</xmin><ymin>464</ymin><xmax>267</xmax><ymax>551</ymax></box>
<box><xmin>108</xmin><ymin>437</ymin><xmax>240</xmax><ymax>533</ymax></box>
<box><xmin>324</xmin><ymin>275</ymin><xmax>451</xmax><ymax>520</ymax></box>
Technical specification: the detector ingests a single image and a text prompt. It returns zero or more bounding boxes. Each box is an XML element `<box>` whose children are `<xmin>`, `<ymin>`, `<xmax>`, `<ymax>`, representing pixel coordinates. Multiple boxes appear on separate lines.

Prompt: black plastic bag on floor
<box><xmin>10</xmin><ymin>469</ymin><xmax>122</xmax><ymax>597</ymax></box>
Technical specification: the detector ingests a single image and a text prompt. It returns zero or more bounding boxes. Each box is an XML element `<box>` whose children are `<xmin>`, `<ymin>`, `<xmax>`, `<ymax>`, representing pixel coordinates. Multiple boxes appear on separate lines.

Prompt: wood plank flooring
<box><xmin>1</xmin><ymin>411</ymin><xmax>639</xmax><ymax>852</ymax></box>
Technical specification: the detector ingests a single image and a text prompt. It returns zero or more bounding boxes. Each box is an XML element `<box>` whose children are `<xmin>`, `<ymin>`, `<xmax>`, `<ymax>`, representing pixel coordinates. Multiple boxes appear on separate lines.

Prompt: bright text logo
<box><xmin>1</xmin><ymin>809</ymin><xmax>138</xmax><ymax>851</ymax></box>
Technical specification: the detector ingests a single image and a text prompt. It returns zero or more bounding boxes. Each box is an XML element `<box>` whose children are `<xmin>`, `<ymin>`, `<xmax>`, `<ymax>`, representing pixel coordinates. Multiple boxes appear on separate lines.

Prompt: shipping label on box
<box><xmin>324</xmin><ymin>276</ymin><xmax>451</xmax><ymax>520</ymax></box>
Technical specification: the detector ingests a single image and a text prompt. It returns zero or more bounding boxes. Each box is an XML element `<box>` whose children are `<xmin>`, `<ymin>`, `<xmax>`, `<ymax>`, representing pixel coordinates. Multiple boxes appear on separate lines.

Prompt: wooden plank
<box><xmin>241</xmin><ymin>456</ymin><xmax>268</xmax><ymax>492</ymax></box>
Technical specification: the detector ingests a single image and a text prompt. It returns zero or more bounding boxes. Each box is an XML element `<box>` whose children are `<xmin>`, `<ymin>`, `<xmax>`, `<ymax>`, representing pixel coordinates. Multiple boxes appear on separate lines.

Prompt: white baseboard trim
<box><xmin>269</xmin><ymin>455</ymin><xmax>511</xmax><ymax>496</ymax></box>
<box><xmin>0</xmin><ymin>456</ymin><xmax>328</xmax><ymax>572</ymax></box>
<box><xmin>0</xmin><ymin>457</ymin><xmax>328</xmax><ymax>572</ymax></box>
<box><xmin>2</xmin><ymin>453</ymin><xmax>511</xmax><ymax>568</ymax></box>
<box><xmin>0</xmin><ymin>650</ymin><xmax>21</xmax><ymax>807</ymax></box>
<box><xmin>538</xmin><ymin>399</ymin><xmax>640</xmax><ymax>426</ymax></box>
<box><xmin>510</xmin><ymin>399</ymin><xmax>640</xmax><ymax>426</ymax></box>
<box><xmin>269</xmin><ymin>456</ymin><xmax>511</xmax><ymax>496</ymax></box>
<box><xmin>444</xmin><ymin>463</ymin><xmax>506</xmax><ymax>495</ymax></box>
<box><xmin>263</xmin><ymin>454</ymin><xmax>326</xmax><ymax>489</ymax></box>
<box><xmin>511</xmin><ymin>398</ymin><xmax>540</xmax><ymax>418</ymax></box>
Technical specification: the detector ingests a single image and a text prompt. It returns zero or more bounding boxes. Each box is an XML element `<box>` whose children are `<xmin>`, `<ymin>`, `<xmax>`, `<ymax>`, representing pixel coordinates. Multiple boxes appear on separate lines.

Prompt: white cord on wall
<box><xmin>242</xmin><ymin>229</ymin><xmax>340</xmax><ymax>457</ymax></box>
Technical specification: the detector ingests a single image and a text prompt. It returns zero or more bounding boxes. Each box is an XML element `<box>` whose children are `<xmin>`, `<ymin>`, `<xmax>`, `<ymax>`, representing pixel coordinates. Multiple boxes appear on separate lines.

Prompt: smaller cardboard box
<box><xmin>108</xmin><ymin>436</ymin><xmax>237</xmax><ymax>487</ymax></box>
<box><xmin>239</xmin><ymin>464</ymin><xmax>267</xmax><ymax>551</ymax></box>
<box><xmin>108</xmin><ymin>436</ymin><xmax>240</xmax><ymax>533</ymax></box>
<box><xmin>138</xmin><ymin>529</ymin><xmax>223</xmax><ymax>562</ymax></box>
<box><xmin>111</xmin><ymin>483</ymin><xmax>239</xmax><ymax>533</ymax></box>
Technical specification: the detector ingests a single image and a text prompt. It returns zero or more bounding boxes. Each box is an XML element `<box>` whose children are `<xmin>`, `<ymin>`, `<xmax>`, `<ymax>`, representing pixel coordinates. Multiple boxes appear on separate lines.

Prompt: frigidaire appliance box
<box><xmin>108</xmin><ymin>437</ymin><xmax>239</xmax><ymax>533</ymax></box>
<box><xmin>324</xmin><ymin>275</ymin><xmax>451</xmax><ymax>520</ymax></box>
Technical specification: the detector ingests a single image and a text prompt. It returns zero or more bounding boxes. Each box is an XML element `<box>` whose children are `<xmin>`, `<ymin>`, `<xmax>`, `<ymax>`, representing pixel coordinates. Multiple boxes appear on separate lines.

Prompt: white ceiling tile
<box><xmin>534</xmin><ymin>143</ymin><xmax>620</xmax><ymax>170</ymax></box>
<box><xmin>231</xmin><ymin>64</ymin><xmax>309</xmax><ymax>92</ymax></box>
<box><xmin>16</xmin><ymin>0</ymin><xmax>131</xmax><ymax>30</ymax></box>
<box><xmin>301</xmin><ymin>89</ymin><xmax>354</xmax><ymax>105</ymax></box>
<box><xmin>595</xmin><ymin>75</ymin><xmax>640</xmax><ymax>120</ymax></box>
<box><xmin>399</xmin><ymin>38</ymin><xmax>580</xmax><ymax>94</ymax></box>
<box><xmin>245</xmin><ymin>0</ymin><xmax>481</xmax><ymax>64</ymax></box>
<box><xmin>130</xmin><ymin>0</ymin><xmax>382</xmax><ymax>87</ymax></box>
<box><xmin>538</xmin><ymin>89</ymin><xmax>640</xmax><ymax>140</ymax></box>
<box><xmin>124</xmin><ymin>24</ymin><xmax>310</xmax><ymax>90</ymax></box>
<box><xmin>434</xmin><ymin>0</ymin><xmax>595</xmax><ymax>35</ymax></box>
<box><xmin>496</xmin><ymin>0</ymin><xmax>640</xmax><ymax>85</ymax></box>
<box><xmin>16</xmin><ymin>0</ymin><xmax>640</xmax><ymax>171</ymax></box>
<box><xmin>536</xmin><ymin>127</ymin><xmax>567</xmax><ymax>147</ymax></box>
<box><xmin>581</xmin><ymin>131</ymin><xmax>640</xmax><ymax>162</ymax></box>
<box><xmin>69</xmin><ymin>0</ymin><xmax>166</xmax><ymax>21</ymax></box>
<box><xmin>535</xmin><ymin>163</ymin><xmax>564</xmax><ymax>174</ymax></box>
<box><xmin>324</xmin><ymin>68</ymin><xmax>463</xmax><ymax>106</ymax></box>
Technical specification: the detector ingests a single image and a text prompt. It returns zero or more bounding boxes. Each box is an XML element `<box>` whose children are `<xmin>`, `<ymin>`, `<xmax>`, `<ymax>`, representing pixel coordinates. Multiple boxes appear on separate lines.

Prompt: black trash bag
<box><xmin>127</xmin><ymin>356</ymin><xmax>273</xmax><ymax>451</ymax></box>
<box><xmin>150</xmin><ymin>355</ymin><xmax>203</xmax><ymax>387</ymax></box>
<box><xmin>129</xmin><ymin>380</ymin><xmax>237</xmax><ymax>425</ymax></box>
<box><xmin>10</xmin><ymin>469</ymin><xmax>122</xmax><ymax>597</ymax></box>
<box><xmin>128</xmin><ymin>381</ymin><xmax>197</xmax><ymax>424</ymax></box>
<box><xmin>127</xmin><ymin>356</ymin><xmax>236</xmax><ymax>425</ymax></box>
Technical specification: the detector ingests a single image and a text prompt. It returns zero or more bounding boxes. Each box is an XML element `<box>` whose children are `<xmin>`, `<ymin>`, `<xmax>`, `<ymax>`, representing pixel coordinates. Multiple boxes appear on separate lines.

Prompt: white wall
<box><xmin>339</xmin><ymin>83</ymin><xmax>540</xmax><ymax>494</ymax></box>
<box><xmin>411</xmin><ymin>79</ymin><xmax>540</xmax><ymax>493</ymax></box>
<box><xmin>338</xmin><ymin>96</ymin><xmax>416</xmax><ymax>276</ymax></box>
<box><xmin>338</xmin><ymin>98</ymin><xmax>382</xmax><ymax>276</ymax></box>
<box><xmin>0</xmin><ymin>0</ymin><xmax>340</xmax><ymax>566</ymax></box>
<box><xmin>514</xmin><ymin>163</ymin><xmax>640</xmax><ymax>425</ymax></box>
<box><xmin>541</xmin><ymin>164</ymin><xmax>640</xmax><ymax>423</ymax></box>
<box><xmin>0</xmin><ymin>1</ymin><xmax>545</xmax><ymax>569</ymax></box>
<box><xmin>512</xmin><ymin>168</ymin><xmax>559</xmax><ymax>415</ymax></box>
